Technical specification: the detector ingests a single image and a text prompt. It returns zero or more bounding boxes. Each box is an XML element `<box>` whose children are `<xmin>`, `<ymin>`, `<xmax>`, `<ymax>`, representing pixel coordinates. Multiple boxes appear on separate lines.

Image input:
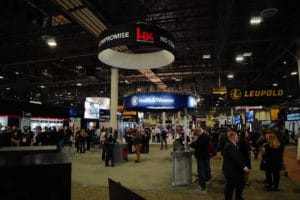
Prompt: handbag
<box><xmin>260</xmin><ymin>156</ymin><xmax>267</xmax><ymax>171</ymax></box>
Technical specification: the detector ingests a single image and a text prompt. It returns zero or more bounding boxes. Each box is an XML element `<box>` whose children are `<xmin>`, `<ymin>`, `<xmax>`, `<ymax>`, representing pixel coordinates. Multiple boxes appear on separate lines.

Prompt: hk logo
<box><xmin>136</xmin><ymin>27</ymin><xmax>154</xmax><ymax>43</ymax></box>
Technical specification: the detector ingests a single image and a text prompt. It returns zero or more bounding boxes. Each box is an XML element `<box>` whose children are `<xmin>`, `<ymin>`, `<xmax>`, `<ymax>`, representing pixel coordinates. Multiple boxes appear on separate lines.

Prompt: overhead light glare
<box><xmin>6</xmin><ymin>87</ymin><xmax>11</xmax><ymax>90</ymax></box>
<box><xmin>250</xmin><ymin>16</ymin><xmax>263</xmax><ymax>25</ymax></box>
<box><xmin>29</xmin><ymin>100</ymin><xmax>42</xmax><ymax>104</ymax></box>
<box><xmin>243</xmin><ymin>52</ymin><xmax>252</xmax><ymax>57</ymax></box>
<box><xmin>202</xmin><ymin>54</ymin><xmax>211</xmax><ymax>59</ymax></box>
<box><xmin>235</xmin><ymin>55</ymin><xmax>244</xmax><ymax>62</ymax></box>
<box><xmin>15</xmin><ymin>72</ymin><xmax>19</xmax><ymax>75</ymax></box>
<box><xmin>76</xmin><ymin>83</ymin><xmax>82</xmax><ymax>86</ymax></box>
<box><xmin>283</xmin><ymin>61</ymin><xmax>287</xmax><ymax>65</ymax></box>
<box><xmin>227</xmin><ymin>74</ymin><xmax>234</xmax><ymax>79</ymax></box>
<box><xmin>76</xmin><ymin>65</ymin><xmax>83</xmax><ymax>69</ymax></box>
<box><xmin>290</xmin><ymin>71</ymin><xmax>298</xmax><ymax>76</ymax></box>
<box><xmin>47</xmin><ymin>39</ymin><xmax>57</xmax><ymax>47</ymax></box>
<box><xmin>0</xmin><ymin>76</ymin><xmax>4</xmax><ymax>79</ymax></box>
<box><xmin>40</xmin><ymin>85</ymin><xmax>46</xmax><ymax>89</ymax></box>
<box><xmin>272</xmin><ymin>83</ymin><xmax>278</xmax><ymax>87</ymax></box>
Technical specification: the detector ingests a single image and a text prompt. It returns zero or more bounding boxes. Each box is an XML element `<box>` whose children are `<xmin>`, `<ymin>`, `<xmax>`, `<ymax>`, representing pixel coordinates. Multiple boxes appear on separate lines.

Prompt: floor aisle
<box><xmin>71</xmin><ymin>144</ymin><xmax>300</xmax><ymax>200</ymax></box>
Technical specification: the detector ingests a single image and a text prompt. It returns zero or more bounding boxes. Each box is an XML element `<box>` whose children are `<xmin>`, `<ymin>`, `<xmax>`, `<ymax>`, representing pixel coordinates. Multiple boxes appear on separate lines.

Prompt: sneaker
<box><xmin>198</xmin><ymin>186</ymin><xmax>207</xmax><ymax>194</ymax></box>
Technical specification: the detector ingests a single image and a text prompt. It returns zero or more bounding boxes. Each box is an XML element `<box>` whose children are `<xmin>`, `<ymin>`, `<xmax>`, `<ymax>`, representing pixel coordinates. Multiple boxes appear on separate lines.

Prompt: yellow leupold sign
<box><xmin>229</xmin><ymin>88</ymin><xmax>284</xmax><ymax>100</ymax></box>
<box><xmin>244</xmin><ymin>89</ymin><xmax>284</xmax><ymax>97</ymax></box>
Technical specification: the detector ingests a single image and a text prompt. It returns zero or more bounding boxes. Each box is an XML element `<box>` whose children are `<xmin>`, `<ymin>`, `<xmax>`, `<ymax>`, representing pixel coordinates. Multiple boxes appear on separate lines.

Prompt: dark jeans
<box><xmin>160</xmin><ymin>137</ymin><xmax>167</xmax><ymax>149</ymax></box>
<box><xmin>197</xmin><ymin>158</ymin><xmax>211</xmax><ymax>188</ymax></box>
<box><xmin>105</xmin><ymin>146</ymin><xmax>114</xmax><ymax>166</ymax></box>
<box><xmin>266</xmin><ymin>170</ymin><xmax>280</xmax><ymax>190</ymax></box>
<box><xmin>79</xmin><ymin>140</ymin><xmax>85</xmax><ymax>153</ymax></box>
<box><xmin>127</xmin><ymin>140</ymin><xmax>133</xmax><ymax>153</ymax></box>
<box><xmin>225</xmin><ymin>176</ymin><xmax>245</xmax><ymax>200</ymax></box>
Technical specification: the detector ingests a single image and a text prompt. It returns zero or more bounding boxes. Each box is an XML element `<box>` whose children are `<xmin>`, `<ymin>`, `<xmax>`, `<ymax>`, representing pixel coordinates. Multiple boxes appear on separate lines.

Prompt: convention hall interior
<box><xmin>0</xmin><ymin>0</ymin><xmax>300</xmax><ymax>200</ymax></box>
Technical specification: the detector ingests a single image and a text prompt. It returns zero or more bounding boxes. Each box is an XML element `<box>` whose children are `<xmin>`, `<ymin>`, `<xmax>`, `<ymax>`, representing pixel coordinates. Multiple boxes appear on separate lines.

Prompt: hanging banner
<box><xmin>124</xmin><ymin>93</ymin><xmax>197</xmax><ymax>111</ymax></box>
<box><xmin>227</xmin><ymin>88</ymin><xmax>286</xmax><ymax>105</ymax></box>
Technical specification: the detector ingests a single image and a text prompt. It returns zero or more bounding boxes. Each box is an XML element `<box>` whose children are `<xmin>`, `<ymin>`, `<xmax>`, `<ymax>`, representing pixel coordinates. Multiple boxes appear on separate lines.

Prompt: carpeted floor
<box><xmin>70</xmin><ymin>144</ymin><xmax>300</xmax><ymax>200</ymax></box>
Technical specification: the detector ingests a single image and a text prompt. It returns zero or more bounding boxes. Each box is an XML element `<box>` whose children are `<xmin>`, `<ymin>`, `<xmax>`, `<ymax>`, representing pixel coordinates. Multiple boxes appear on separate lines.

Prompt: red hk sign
<box><xmin>136</xmin><ymin>27</ymin><xmax>154</xmax><ymax>43</ymax></box>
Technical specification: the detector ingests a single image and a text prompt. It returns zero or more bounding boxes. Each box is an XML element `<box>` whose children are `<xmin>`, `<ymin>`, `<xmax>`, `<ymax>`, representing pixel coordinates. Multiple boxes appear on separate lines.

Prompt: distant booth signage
<box><xmin>227</xmin><ymin>88</ymin><xmax>285</xmax><ymax>105</ymax></box>
<box><xmin>124</xmin><ymin>93</ymin><xmax>197</xmax><ymax>111</ymax></box>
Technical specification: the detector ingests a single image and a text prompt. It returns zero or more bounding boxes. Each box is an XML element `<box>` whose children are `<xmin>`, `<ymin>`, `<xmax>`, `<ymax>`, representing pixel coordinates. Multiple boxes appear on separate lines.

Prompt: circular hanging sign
<box><xmin>98</xmin><ymin>22</ymin><xmax>175</xmax><ymax>69</ymax></box>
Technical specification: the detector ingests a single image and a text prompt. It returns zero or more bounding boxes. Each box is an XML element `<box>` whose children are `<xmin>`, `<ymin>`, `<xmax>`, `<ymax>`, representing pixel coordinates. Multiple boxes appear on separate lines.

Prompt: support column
<box><xmin>109</xmin><ymin>67</ymin><xmax>119</xmax><ymax>131</ymax></box>
<box><xmin>162</xmin><ymin>112</ymin><xmax>166</xmax><ymax>128</ymax></box>
<box><xmin>297</xmin><ymin>39</ymin><xmax>300</xmax><ymax>87</ymax></box>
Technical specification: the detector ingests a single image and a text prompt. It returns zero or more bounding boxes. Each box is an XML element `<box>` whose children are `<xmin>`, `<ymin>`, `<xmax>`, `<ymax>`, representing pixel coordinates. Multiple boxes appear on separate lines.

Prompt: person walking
<box><xmin>263</xmin><ymin>133</ymin><xmax>283</xmax><ymax>191</ymax></box>
<box><xmin>222</xmin><ymin>131</ymin><xmax>250</xmax><ymax>200</ymax></box>
<box><xmin>238</xmin><ymin>130</ymin><xmax>252</xmax><ymax>186</ymax></box>
<box><xmin>132</xmin><ymin>130</ymin><xmax>142</xmax><ymax>163</ymax></box>
<box><xmin>160</xmin><ymin>127</ymin><xmax>168</xmax><ymax>150</ymax></box>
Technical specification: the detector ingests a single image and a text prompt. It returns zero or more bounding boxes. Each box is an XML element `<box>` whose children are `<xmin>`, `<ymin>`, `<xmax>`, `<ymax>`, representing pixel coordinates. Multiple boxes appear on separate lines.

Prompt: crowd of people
<box><xmin>0</xmin><ymin>122</ymin><xmax>296</xmax><ymax>199</ymax></box>
<box><xmin>0</xmin><ymin>125</ymin><xmax>73</xmax><ymax>149</ymax></box>
<box><xmin>186</xmin><ymin>123</ymin><xmax>291</xmax><ymax>199</ymax></box>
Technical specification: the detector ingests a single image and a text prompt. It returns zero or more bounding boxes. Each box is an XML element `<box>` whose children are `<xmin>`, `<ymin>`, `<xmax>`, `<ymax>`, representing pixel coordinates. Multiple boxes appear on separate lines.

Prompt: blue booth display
<box><xmin>124</xmin><ymin>93</ymin><xmax>197</xmax><ymax>111</ymax></box>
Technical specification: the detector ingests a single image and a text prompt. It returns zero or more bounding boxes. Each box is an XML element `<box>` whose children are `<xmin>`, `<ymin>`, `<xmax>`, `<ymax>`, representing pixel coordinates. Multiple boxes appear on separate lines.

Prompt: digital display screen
<box><xmin>246</xmin><ymin>111</ymin><xmax>254</xmax><ymax>123</ymax></box>
<box><xmin>84</xmin><ymin>97</ymin><xmax>110</xmax><ymax>119</ymax></box>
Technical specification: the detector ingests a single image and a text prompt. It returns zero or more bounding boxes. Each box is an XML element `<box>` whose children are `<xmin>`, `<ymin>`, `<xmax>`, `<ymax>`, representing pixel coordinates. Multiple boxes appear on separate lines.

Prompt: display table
<box><xmin>0</xmin><ymin>146</ymin><xmax>71</xmax><ymax>200</ymax></box>
<box><xmin>171</xmin><ymin>150</ymin><xmax>194</xmax><ymax>186</ymax></box>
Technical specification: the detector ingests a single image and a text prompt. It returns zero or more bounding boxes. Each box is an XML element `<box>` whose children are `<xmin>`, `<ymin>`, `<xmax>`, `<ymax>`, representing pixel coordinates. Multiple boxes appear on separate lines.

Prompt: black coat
<box><xmin>222</xmin><ymin>141</ymin><xmax>246</xmax><ymax>177</ymax></box>
<box><xmin>190</xmin><ymin>133</ymin><xmax>210</xmax><ymax>159</ymax></box>
<box><xmin>264</xmin><ymin>144</ymin><xmax>283</xmax><ymax>171</ymax></box>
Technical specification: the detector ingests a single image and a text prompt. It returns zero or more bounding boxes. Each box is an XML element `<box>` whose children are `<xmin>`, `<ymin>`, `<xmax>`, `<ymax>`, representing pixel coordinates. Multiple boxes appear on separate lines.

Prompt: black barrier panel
<box><xmin>108</xmin><ymin>178</ymin><xmax>146</xmax><ymax>200</ymax></box>
<box><xmin>227</xmin><ymin>88</ymin><xmax>286</xmax><ymax>106</ymax></box>
<box><xmin>0</xmin><ymin>146</ymin><xmax>71</xmax><ymax>200</ymax></box>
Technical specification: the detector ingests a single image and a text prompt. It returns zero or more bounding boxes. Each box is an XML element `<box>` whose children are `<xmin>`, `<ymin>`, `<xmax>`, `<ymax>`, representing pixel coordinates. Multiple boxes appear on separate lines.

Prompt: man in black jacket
<box><xmin>190</xmin><ymin>128</ymin><xmax>211</xmax><ymax>193</ymax></box>
<box><xmin>222</xmin><ymin>131</ymin><xmax>250</xmax><ymax>200</ymax></box>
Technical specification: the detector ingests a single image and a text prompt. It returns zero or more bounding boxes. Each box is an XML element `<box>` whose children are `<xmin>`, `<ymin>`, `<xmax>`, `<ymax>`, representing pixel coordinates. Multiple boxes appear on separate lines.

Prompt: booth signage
<box><xmin>227</xmin><ymin>88</ymin><xmax>285</xmax><ymax>105</ymax></box>
<box><xmin>124</xmin><ymin>93</ymin><xmax>197</xmax><ymax>111</ymax></box>
<box><xmin>98</xmin><ymin>22</ymin><xmax>175</xmax><ymax>69</ymax></box>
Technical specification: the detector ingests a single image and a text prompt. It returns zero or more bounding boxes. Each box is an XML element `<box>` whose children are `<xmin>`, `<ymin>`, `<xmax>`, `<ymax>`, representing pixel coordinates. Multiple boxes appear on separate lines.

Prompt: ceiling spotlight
<box><xmin>40</xmin><ymin>85</ymin><xmax>46</xmax><ymax>89</ymax></box>
<box><xmin>15</xmin><ymin>72</ymin><xmax>19</xmax><ymax>75</ymax></box>
<box><xmin>243</xmin><ymin>52</ymin><xmax>252</xmax><ymax>57</ymax></box>
<box><xmin>6</xmin><ymin>87</ymin><xmax>11</xmax><ymax>90</ymax></box>
<box><xmin>235</xmin><ymin>55</ymin><xmax>244</xmax><ymax>62</ymax></box>
<box><xmin>76</xmin><ymin>65</ymin><xmax>83</xmax><ymax>69</ymax></box>
<box><xmin>227</xmin><ymin>74</ymin><xmax>234</xmax><ymax>79</ymax></box>
<box><xmin>283</xmin><ymin>61</ymin><xmax>287</xmax><ymax>65</ymax></box>
<box><xmin>250</xmin><ymin>16</ymin><xmax>263</xmax><ymax>25</ymax></box>
<box><xmin>272</xmin><ymin>83</ymin><xmax>278</xmax><ymax>87</ymax></box>
<box><xmin>0</xmin><ymin>75</ymin><xmax>4</xmax><ymax>79</ymax></box>
<box><xmin>67</xmin><ymin>92</ymin><xmax>71</xmax><ymax>95</ymax></box>
<box><xmin>47</xmin><ymin>38</ymin><xmax>57</xmax><ymax>47</ymax></box>
<box><xmin>100</xmin><ymin>90</ymin><xmax>104</xmax><ymax>94</ymax></box>
<box><xmin>125</xmin><ymin>80</ymin><xmax>129</xmax><ymax>84</ymax></box>
<box><xmin>291</xmin><ymin>71</ymin><xmax>298</xmax><ymax>76</ymax></box>
<box><xmin>76</xmin><ymin>83</ymin><xmax>82</xmax><ymax>86</ymax></box>
<box><xmin>202</xmin><ymin>54</ymin><xmax>211</xmax><ymax>59</ymax></box>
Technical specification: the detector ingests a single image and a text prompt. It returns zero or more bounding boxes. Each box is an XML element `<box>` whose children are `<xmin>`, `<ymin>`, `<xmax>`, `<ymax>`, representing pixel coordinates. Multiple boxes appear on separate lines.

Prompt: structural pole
<box><xmin>109</xmin><ymin>67</ymin><xmax>119</xmax><ymax>131</ymax></box>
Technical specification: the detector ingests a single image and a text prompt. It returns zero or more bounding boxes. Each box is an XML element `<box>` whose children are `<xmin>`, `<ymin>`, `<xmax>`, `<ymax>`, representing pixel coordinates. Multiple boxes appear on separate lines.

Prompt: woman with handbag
<box><xmin>262</xmin><ymin>132</ymin><xmax>283</xmax><ymax>191</ymax></box>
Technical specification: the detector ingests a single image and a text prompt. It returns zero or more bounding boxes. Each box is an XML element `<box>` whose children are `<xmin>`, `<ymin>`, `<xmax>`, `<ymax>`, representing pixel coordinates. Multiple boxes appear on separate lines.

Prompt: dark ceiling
<box><xmin>0</xmin><ymin>0</ymin><xmax>300</xmax><ymax>113</ymax></box>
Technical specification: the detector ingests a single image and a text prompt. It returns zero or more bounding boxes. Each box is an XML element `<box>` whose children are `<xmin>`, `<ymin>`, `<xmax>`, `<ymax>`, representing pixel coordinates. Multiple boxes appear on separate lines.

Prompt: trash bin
<box><xmin>113</xmin><ymin>143</ymin><xmax>128</xmax><ymax>163</ymax></box>
<box><xmin>171</xmin><ymin>150</ymin><xmax>193</xmax><ymax>186</ymax></box>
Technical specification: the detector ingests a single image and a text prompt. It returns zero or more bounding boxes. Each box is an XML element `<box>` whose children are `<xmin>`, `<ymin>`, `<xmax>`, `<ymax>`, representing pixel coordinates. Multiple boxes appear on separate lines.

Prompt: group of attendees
<box><xmin>0</xmin><ymin>125</ymin><xmax>73</xmax><ymax>149</ymax></box>
<box><xmin>186</xmin><ymin>123</ymin><xmax>290</xmax><ymax>199</ymax></box>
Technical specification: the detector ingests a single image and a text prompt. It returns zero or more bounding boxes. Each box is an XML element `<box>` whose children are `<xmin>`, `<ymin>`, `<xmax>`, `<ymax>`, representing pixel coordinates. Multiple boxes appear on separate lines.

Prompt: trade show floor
<box><xmin>71</xmin><ymin>145</ymin><xmax>300</xmax><ymax>200</ymax></box>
